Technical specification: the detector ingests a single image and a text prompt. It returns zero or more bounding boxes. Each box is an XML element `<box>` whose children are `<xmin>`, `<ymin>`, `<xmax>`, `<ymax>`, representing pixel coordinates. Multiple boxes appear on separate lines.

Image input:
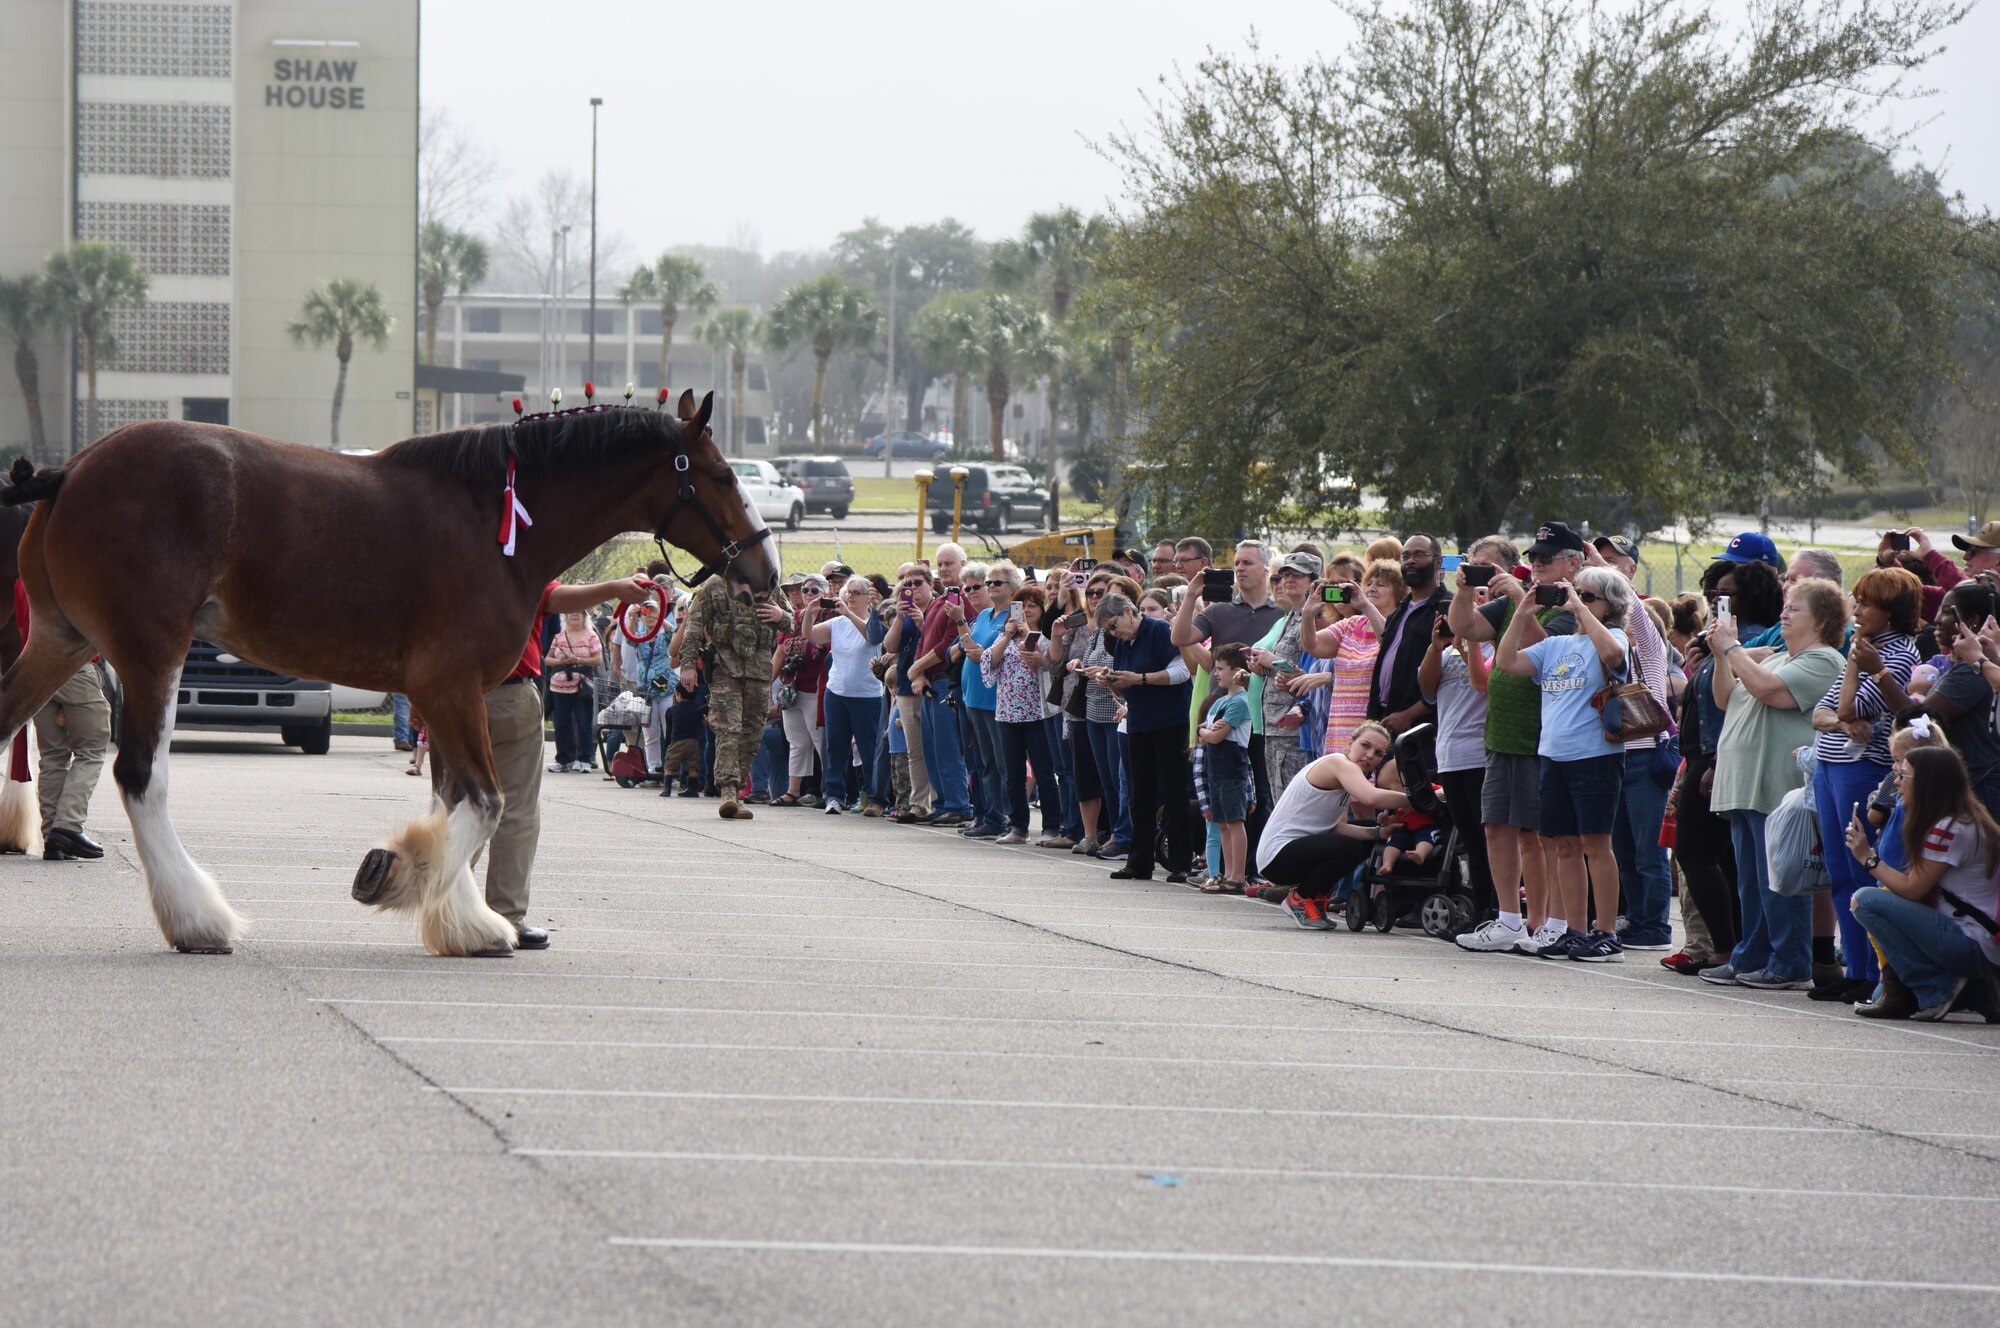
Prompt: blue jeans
<box><xmin>391</xmin><ymin>693</ymin><xmax>413</xmax><ymax>744</ymax></box>
<box><xmin>1727</xmin><ymin>809</ymin><xmax>1811</xmax><ymax>979</ymax></box>
<box><xmin>1048</xmin><ymin>716</ymin><xmax>1081</xmax><ymax>839</ymax></box>
<box><xmin>919</xmin><ymin>689</ymin><xmax>972</xmax><ymax>817</ymax></box>
<box><xmin>1815</xmin><ymin>758</ymin><xmax>1888</xmax><ymax>983</ymax></box>
<box><xmin>822</xmin><ymin>691</ymin><xmax>882</xmax><ymax>808</ymax></box>
<box><xmin>749</xmin><ymin>722</ymin><xmax>788</xmax><ymax>799</ymax></box>
<box><xmin>1852</xmin><ymin>885</ymin><xmax>1992</xmax><ymax>1008</ymax></box>
<box><xmin>871</xmin><ymin>694</ymin><xmax>896</xmax><ymax>807</ymax></box>
<box><xmin>997</xmin><ymin>718</ymin><xmax>1059</xmax><ymax>836</ymax></box>
<box><xmin>1087</xmin><ymin>720</ymin><xmax>1130</xmax><ymax>845</ymax></box>
<box><xmin>1612</xmin><ymin>749</ymin><xmax>1672</xmax><ymax>941</ymax></box>
<box><xmin>965</xmin><ymin>706</ymin><xmax>1006</xmax><ymax>829</ymax></box>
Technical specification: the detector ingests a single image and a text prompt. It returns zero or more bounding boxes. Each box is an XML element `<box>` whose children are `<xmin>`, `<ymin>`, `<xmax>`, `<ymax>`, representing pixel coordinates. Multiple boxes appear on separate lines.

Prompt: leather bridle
<box><xmin>648</xmin><ymin>429</ymin><xmax>773</xmax><ymax>589</ymax></box>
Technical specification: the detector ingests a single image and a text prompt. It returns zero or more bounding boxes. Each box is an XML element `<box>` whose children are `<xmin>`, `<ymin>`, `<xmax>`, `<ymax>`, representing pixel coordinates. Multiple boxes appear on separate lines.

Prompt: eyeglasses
<box><xmin>1893</xmin><ymin>766</ymin><xmax>1911</xmax><ymax>781</ymax></box>
<box><xmin>1402</xmin><ymin>551</ymin><xmax>1436</xmax><ymax>562</ymax></box>
<box><xmin>985</xmin><ymin>579</ymin><xmax>1010</xmax><ymax>588</ymax></box>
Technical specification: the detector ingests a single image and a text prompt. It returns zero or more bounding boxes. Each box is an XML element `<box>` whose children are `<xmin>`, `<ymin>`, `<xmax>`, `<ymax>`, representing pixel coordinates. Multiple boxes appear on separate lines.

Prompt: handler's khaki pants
<box><xmin>34</xmin><ymin>664</ymin><xmax>111</xmax><ymax>834</ymax></box>
<box><xmin>896</xmin><ymin>693</ymin><xmax>932</xmax><ymax>814</ymax></box>
<box><xmin>482</xmin><ymin>680</ymin><xmax>544</xmax><ymax>925</ymax></box>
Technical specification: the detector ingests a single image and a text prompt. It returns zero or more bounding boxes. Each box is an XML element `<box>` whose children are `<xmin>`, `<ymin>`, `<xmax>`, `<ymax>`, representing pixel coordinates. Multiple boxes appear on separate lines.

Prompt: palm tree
<box><xmin>0</xmin><ymin>275</ymin><xmax>52</xmax><ymax>461</ymax></box>
<box><xmin>619</xmin><ymin>254</ymin><xmax>718</xmax><ymax>393</ymax></box>
<box><xmin>960</xmin><ymin>292</ymin><xmax>1060</xmax><ymax>463</ymax></box>
<box><xmin>910</xmin><ymin>291</ymin><xmax>985</xmax><ymax>450</ymax></box>
<box><xmin>695</xmin><ymin>307</ymin><xmax>759</xmax><ymax>456</ymax></box>
<box><xmin>990</xmin><ymin>207</ymin><xmax>1110</xmax><ymax>464</ymax></box>
<box><xmin>41</xmin><ymin>241</ymin><xmax>150</xmax><ymax>449</ymax></box>
<box><xmin>764</xmin><ymin>273</ymin><xmax>881</xmax><ymax>449</ymax></box>
<box><xmin>287</xmin><ymin>278</ymin><xmax>394</xmax><ymax>446</ymax></box>
<box><xmin>418</xmin><ymin>221</ymin><xmax>489</xmax><ymax>365</ymax></box>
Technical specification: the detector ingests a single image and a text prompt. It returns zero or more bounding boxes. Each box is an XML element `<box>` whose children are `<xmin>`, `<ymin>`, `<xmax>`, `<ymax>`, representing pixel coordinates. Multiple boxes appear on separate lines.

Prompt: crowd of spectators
<box><xmin>523</xmin><ymin>517</ymin><xmax>2000</xmax><ymax>1022</ymax></box>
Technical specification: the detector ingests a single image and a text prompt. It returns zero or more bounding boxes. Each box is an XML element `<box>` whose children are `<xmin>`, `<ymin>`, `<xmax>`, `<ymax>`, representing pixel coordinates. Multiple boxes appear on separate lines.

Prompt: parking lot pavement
<box><xmin>5</xmin><ymin>736</ymin><xmax>1999</xmax><ymax>1326</ymax></box>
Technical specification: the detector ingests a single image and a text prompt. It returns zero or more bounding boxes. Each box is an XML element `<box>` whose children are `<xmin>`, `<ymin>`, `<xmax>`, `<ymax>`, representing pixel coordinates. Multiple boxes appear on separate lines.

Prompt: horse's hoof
<box><xmin>174</xmin><ymin>944</ymin><xmax>234</xmax><ymax>955</ymax></box>
<box><xmin>352</xmin><ymin>847</ymin><xmax>399</xmax><ymax>904</ymax></box>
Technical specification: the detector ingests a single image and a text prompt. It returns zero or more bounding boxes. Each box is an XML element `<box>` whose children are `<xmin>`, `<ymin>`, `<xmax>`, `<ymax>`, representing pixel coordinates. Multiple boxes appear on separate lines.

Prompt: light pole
<box><xmin>587</xmin><ymin>97</ymin><xmax>603</xmax><ymax>382</ymax></box>
<box><xmin>881</xmin><ymin>254</ymin><xmax>896</xmax><ymax>481</ymax></box>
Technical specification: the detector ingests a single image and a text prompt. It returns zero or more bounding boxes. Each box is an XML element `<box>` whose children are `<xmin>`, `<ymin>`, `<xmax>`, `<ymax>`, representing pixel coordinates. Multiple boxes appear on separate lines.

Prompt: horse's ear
<box><xmin>675</xmin><ymin>389</ymin><xmax>696</xmax><ymax>423</ymax></box>
<box><xmin>693</xmin><ymin>391</ymin><xmax>714</xmax><ymax>435</ymax></box>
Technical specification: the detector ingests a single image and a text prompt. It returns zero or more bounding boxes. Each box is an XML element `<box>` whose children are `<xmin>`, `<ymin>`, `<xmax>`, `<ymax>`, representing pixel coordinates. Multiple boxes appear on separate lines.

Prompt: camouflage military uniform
<box><xmin>674</xmin><ymin>577</ymin><xmax>792</xmax><ymax>801</ymax></box>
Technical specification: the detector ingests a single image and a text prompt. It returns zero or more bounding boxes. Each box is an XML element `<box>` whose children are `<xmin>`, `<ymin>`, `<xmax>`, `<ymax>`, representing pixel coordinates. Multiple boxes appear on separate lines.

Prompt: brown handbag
<box><xmin>1592</xmin><ymin>639</ymin><xmax>1672</xmax><ymax>744</ymax></box>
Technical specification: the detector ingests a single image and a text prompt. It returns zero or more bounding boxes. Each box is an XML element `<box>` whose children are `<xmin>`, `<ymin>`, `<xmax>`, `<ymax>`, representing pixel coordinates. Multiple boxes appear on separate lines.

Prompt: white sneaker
<box><xmin>823</xmin><ymin>800</ymin><xmax>845</xmax><ymax>815</ymax></box>
<box><xmin>1457</xmin><ymin>918</ymin><xmax>1526</xmax><ymax>953</ymax></box>
<box><xmin>546</xmin><ymin>761</ymin><xmax>566</xmax><ymax>773</ymax></box>
<box><xmin>1514</xmin><ymin>921</ymin><xmax>1566</xmax><ymax>956</ymax></box>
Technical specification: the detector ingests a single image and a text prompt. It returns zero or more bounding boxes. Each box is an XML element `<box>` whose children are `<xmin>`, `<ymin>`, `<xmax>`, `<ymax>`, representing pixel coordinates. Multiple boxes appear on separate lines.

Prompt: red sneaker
<box><xmin>1660</xmin><ymin>950</ymin><xmax>1705</xmax><ymax>975</ymax></box>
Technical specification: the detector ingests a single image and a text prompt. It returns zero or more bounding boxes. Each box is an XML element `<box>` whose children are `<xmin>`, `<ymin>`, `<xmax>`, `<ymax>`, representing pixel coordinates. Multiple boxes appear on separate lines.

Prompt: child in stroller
<box><xmin>1342</xmin><ymin>723</ymin><xmax>1474</xmax><ymax>938</ymax></box>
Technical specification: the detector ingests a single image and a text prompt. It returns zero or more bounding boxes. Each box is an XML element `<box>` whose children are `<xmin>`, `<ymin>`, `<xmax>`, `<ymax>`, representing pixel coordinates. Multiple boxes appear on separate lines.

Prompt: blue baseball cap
<box><xmin>1715</xmin><ymin>531</ymin><xmax>1783</xmax><ymax>571</ymax></box>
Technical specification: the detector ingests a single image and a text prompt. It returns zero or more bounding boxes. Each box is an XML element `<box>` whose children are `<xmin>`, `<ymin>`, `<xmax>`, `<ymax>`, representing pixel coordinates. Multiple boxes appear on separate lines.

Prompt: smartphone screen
<box><xmin>1462</xmin><ymin>564</ymin><xmax>1496</xmax><ymax>588</ymax></box>
<box><xmin>1320</xmin><ymin>585</ymin><xmax>1349</xmax><ymax>604</ymax></box>
<box><xmin>1202</xmin><ymin>568</ymin><xmax>1235</xmax><ymax>603</ymax></box>
<box><xmin>1024</xmin><ymin>631</ymin><xmax>1042</xmax><ymax>650</ymax></box>
<box><xmin>1440</xmin><ymin>553</ymin><xmax>1464</xmax><ymax>574</ymax></box>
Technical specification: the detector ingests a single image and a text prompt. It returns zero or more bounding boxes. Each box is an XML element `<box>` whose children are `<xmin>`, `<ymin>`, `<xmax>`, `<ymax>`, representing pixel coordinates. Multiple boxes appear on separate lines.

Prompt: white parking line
<box><xmin>286</xmin><ymin>964</ymin><xmax>1364</xmax><ymax>997</ymax></box>
<box><xmin>601</xmin><ymin>1238</ymin><xmax>2000</xmax><ymax>1293</ymax></box>
<box><xmin>520</xmin><ymin>1147</ymin><xmax>2000</xmax><ymax>1203</ymax></box>
<box><xmin>380</xmin><ymin>1036</ymin><xmax>2000</xmax><ymax>1093</ymax></box>
<box><xmin>316</xmin><ymin>993</ymin><xmax>1742</xmax><ymax>1019</ymax></box>
<box><xmin>381</xmin><ymin>1036</ymin><xmax>1639</xmax><ymax>1078</ymax></box>
<box><xmin>427</xmin><ymin>1085</ymin><xmax>1867</xmax><ymax>1134</ymax></box>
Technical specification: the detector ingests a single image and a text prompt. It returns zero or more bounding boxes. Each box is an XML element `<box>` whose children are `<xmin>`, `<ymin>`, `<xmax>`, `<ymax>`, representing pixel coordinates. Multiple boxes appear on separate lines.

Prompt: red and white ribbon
<box><xmin>497</xmin><ymin>457</ymin><xmax>532</xmax><ymax>556</ymax></box>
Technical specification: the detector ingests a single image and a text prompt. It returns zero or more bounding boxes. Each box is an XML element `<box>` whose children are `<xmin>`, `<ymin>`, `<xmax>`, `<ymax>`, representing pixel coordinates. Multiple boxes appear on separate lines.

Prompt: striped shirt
<box><xmin>1320</xmin><ymin>615</ymin><xmax>1380</xmax><ymax>756</ymax></box>
<box><xmin>1812</xmin><ymin>632</ymin><xmax>1918</xmax><ymax>766</ymax></box>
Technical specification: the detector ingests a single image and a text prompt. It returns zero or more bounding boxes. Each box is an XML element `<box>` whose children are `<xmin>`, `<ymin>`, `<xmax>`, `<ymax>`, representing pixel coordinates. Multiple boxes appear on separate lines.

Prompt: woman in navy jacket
<box><xmin>1096</xmin><ymin>592</ymin><xmax>1195</xmax><ymax>881</ymax></box>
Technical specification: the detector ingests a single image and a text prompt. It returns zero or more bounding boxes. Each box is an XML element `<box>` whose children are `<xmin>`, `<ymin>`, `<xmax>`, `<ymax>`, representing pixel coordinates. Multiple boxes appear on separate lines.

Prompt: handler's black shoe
<box><xmin>46</xmin><ymin>828</ymin><xmax>105</xmax><ymax>860</ymax></box>
<box><xmin>514</xmin><ymin>924</ymin><xmax>550</xmax><ymax>950</ymax></box>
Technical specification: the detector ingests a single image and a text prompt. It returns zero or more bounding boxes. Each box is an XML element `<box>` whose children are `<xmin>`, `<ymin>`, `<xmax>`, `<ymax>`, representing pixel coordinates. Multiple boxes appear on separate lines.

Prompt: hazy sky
<box><xmin>421</xmin><ymin>0</ymin><xmax>2000</xmax><ymax>262</ymax></box>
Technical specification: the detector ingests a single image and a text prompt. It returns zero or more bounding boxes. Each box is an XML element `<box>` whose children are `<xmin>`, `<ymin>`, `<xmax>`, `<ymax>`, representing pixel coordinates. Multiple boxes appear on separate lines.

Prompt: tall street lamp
<box><xmin>588</xmin><ymin>96</ymin><xmax>603</xmax><ymax>380</ymax></box>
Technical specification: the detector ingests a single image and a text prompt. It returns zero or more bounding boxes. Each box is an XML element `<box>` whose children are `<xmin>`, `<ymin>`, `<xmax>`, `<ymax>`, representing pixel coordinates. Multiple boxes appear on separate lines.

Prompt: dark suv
<box><xmin>927</xmin><ymin>463</ymin><xmax>1047</xmax><ymax>534</ymax></box>
<box><xmin>775</xmin><ymin>456</ymin><xmax>855</xmax><ymax>519</ymax></box>
<box><xmin>176</xmin><ymin>641</ymin><xmax>334</xmax><ymax>753</ymax></box>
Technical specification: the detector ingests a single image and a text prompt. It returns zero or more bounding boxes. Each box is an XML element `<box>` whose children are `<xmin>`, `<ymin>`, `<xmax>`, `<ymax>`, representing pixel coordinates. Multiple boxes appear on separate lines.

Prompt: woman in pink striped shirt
<box><xmin>1299</xmin><ymin>559</ymin><xmax>1403</xmax><ymax>757</ymax></box>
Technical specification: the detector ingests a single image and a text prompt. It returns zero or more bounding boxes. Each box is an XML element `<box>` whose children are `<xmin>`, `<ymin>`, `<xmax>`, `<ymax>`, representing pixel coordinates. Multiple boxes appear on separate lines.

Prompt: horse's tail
<box><xmin>1</xmin><ymin>457</ymin><xmax>64</xmax><ymax>506</ymax></box>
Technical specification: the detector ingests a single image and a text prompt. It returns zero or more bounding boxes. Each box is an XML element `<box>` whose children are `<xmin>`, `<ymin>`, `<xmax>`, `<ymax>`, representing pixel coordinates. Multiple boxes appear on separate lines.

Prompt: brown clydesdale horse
<box><xmin>0</xmin><ymin>391</ymin><xmax>779</xmax><ymax>955</ymax></box>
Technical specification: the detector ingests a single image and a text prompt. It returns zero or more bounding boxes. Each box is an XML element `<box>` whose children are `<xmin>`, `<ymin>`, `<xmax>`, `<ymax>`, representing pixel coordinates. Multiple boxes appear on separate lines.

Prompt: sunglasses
<box><xmin>1578</xmin><ymin>591</ymin><xmax>1601</xmax><ymax>604</ymax></box>
<box><xmin>1086</xmin><ymin>588</ymin><xmax>1106</xmax><ymax>598</ymax></box>
<box><xmin>985</xmin><ymin>580</ymin><xmax>1010</xmax><ymax>588</ymax></box>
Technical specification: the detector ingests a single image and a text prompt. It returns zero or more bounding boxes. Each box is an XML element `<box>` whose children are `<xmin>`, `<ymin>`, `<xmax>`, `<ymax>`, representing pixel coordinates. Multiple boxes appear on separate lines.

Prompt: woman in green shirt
<box><xmin>1703</xmin><ymin>577</ymin><xmax>1850</xmax><ymax>988</ymax></box>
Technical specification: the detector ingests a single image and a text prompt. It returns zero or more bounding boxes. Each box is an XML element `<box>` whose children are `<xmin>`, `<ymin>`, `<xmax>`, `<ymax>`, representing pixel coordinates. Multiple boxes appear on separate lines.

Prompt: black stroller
<box><xmin>1341</xmin><ymin>723</ymin><xmax>1476</xmax><ymax>939</ymax></box>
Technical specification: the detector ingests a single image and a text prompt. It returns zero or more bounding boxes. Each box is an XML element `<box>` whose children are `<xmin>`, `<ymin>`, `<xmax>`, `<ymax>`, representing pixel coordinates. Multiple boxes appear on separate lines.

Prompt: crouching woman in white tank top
<box><xmin>1257</xmin><ymin>720</ymin><xmax>1409</xmax><ymax>928</ymax></box>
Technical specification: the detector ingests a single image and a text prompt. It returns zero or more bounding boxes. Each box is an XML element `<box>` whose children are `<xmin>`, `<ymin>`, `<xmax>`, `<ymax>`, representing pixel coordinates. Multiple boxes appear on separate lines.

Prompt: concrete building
<box><xmin>0</xmin><ymin>0</ymin><xmax>419</xmax><ymax>457</ymax></box>
<box><xmin>424</xmin><ymin>292</ymin><xmax>776</xmax><ymax>454</ymax></box>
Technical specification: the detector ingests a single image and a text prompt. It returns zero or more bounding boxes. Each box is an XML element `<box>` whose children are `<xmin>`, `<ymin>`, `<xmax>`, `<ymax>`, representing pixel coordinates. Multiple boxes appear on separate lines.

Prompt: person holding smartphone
<box><xmin>982</xmin><ymin>584</ymin><xmax>1063</xmax><ymax>845</ymax></box>
<box><xmin>1245</xmin><ymin>551</ymin><xmax>1321</xmax><ymax>800</ymax></box>
<box><xmin>1300</xmin><ymin>560</ymin><xmax>1400</xmax><ymax>763</ymax></box>
<box><xmin>808</xmin><ymin>575</ymin><xmax>888</xmax><ymax>816</ymax></box>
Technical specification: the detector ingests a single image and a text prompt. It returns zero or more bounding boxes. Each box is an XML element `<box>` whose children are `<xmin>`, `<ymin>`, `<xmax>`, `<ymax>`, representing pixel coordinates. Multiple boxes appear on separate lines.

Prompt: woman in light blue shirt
<box><xmin>1495</xmin><ymin>566</ymin><xmax>1634</xmax><ymax>963</ymax></box>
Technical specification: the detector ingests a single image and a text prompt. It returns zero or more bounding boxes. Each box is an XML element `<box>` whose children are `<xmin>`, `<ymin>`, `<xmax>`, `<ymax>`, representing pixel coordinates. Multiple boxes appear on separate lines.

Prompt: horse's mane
<box><xmin>376</xmin><ymin>406</ymin><xmax>687</xmax><ymax>488</ymax></box>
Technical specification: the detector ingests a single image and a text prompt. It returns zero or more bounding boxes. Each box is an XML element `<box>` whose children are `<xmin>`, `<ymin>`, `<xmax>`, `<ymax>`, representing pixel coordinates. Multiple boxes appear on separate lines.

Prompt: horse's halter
<box><xmin>507</xmin><ymin>392</ymin><xmax>771</xmax><ymax>590</ymax></box>
<box><xmin>648</xmin><ymin>420</ymin><xmax>773</xmax><ymax>589</ymax></box>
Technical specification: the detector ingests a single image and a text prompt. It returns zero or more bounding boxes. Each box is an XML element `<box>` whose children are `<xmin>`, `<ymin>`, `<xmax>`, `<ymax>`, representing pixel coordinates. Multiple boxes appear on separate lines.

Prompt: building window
<box><xmin>78</xmin><ymin>102</ymin><xmax>231</xmax><ymax>179</ymax></box>
<box><xmin>105</xmin><ymin>302</ymin><xmax>230</xmax><ymax>375</ymax></box>
<box><xmin>635</xmin><ymin>309</ymin><xmax>663</xmax><ymax>338</ymax></box>
<box><xmin>77</xmin><ymin>202</ymin><xmax>230</xmax><ymax>277</ymax></box>
<box><xmin>182</xmin><ymin>397</ymin><xmax>228</xmax><ymax>425</ymax></box>
<box><xmin>465</xmin><ymin>307</ymin><xmax>501</xmax><ymax>334</ymax></box>
<box><xmin>78</xmin><ymin>2</ymin><xmax>232</xmax><ymax>79</ymax></box>
<box><xmin>746</xmin><ymin>364</ymin><xmax>768</xmax><ymax>392</ymax></box>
